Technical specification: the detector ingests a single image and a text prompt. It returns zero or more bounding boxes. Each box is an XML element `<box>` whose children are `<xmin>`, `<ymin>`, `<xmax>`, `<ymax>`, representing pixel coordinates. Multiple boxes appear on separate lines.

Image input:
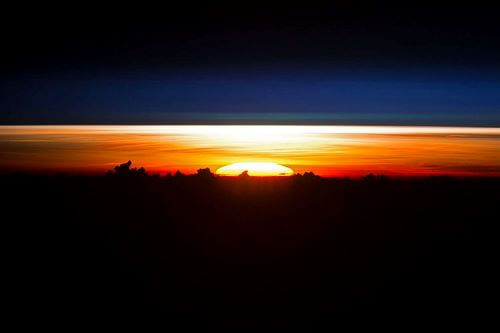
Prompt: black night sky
<box><xmin>2</xmin><ymin>5</ymin><xmax>500</xmax><ymax>125</ymax></box>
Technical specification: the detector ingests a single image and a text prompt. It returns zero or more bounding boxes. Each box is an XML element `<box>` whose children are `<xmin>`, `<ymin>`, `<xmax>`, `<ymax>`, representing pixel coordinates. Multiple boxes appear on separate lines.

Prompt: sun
<box><xmin>216</xmin><ymin>162</ymin><xmax>294</xmax><ymax>176</ymax></box>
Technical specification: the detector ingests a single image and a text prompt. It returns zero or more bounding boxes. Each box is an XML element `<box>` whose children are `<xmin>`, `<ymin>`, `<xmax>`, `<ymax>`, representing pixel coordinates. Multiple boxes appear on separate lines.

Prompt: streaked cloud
<box><xmin>1</xmin><ymin>125</ymin><xmax>500</xmax><ymax>176</ymax></box>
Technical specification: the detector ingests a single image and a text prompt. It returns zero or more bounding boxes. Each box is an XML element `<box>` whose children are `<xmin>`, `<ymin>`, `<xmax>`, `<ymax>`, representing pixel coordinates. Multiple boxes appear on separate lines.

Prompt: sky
<box><xmin>2</xmin><ymin>125</ymin><xmax>500</xmax><ymax>177</ymax></box>
<box><xmin>1</xmin><ymin>5</ymin><xmax>500</xmax><ymax>125</ymax></box>
<box><xmin>1</xmin><ymin>6</ymin><xmax>500</xmax><ymax>176</ymax></box>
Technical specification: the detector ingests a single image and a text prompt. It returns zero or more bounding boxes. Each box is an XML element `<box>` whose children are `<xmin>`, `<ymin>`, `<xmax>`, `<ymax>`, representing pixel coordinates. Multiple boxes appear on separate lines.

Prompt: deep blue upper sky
<box><xmin>1</xmin><ymin>5</ymin><xmax>500</xmax><ymax>125</ymax></box>
<box><xmin>2</xmin><ymin>69</ymin><xmax>500</xmax><ymax>125</ymax></box>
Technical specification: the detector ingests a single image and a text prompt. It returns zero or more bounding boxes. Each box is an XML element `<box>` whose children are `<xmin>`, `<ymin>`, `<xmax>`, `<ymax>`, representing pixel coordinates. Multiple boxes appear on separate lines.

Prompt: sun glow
<box><xmin>216</xmin><ymin>162</ymin><xmax>294</xmax><ymax>176</ymax></box>
<box><xmin>1</xmin><ymin>125</ymin><xmax>500</xmax><ymax>176</ymax></box>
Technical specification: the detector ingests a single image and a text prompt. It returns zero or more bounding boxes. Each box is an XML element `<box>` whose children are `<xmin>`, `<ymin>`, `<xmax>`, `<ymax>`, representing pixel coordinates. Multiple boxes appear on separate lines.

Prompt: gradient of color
<box><xmin>1</xmin><ymin>125</ymin><xmax>500</xmax><ymax>177</ymax></box>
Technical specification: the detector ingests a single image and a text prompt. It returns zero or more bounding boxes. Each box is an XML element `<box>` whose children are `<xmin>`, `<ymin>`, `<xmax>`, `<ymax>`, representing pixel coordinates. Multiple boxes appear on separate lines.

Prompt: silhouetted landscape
<box><xmin>3</xmin><ymin>162</ymin><xmax>498</xmax><ymax>327</ymax></box>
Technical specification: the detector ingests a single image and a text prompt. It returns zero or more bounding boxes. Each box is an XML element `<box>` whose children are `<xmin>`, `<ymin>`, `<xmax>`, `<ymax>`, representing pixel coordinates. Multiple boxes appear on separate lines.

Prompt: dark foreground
<box><xmin>3</xmin><ymin>174</ymin><xmax>499</xmax><ymax>327</ymax></box>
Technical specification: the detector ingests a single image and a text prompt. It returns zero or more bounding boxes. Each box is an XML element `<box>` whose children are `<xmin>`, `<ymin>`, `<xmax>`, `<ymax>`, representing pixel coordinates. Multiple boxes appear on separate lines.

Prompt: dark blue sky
<box><xmin>2</xmin><ymin>69</ymin><xmax>500</xmax><ymax>125</ymax></box>
<box><xmin>1</xmin><ymin>5</ymin><xmax>500</xmax><ymax>125</ymax></box>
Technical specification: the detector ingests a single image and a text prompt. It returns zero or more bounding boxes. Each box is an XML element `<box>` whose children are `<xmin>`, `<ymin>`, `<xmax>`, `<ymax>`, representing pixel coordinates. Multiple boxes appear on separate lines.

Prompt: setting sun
<box><xmin>216</xmin><ymin>162</ymin><xmax>294</xmax><ymax>176</ymax></box>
